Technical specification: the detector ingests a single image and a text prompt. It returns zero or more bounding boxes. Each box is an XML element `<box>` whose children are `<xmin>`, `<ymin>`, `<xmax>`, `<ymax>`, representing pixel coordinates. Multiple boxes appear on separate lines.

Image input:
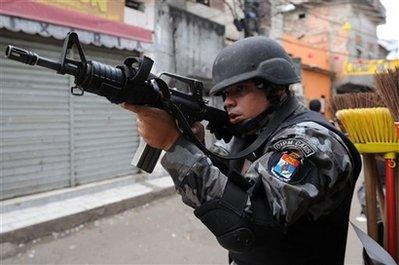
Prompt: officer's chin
<box><xmin>229</xmin><ymin>115</ymin><xmax>244</xmax><ymax>124</ymax></box>
<box><xmin>231</xmin><ymin>117</ymin><xmax>259</xmax><ymax>137</ymax></box>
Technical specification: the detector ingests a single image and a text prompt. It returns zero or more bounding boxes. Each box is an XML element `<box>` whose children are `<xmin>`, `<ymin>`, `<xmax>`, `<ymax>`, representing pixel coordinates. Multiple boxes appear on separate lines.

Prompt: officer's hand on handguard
<box><xmin>122</xmin><ymin>103</ymin><xmax>181</xmax><ymax>151</ymax></box>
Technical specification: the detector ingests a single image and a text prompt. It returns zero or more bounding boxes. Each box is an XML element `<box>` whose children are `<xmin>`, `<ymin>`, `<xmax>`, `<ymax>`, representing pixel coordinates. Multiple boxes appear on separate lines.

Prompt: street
<box><xmin>0</xmin><ymin>0</ymin><xmax>395</xmax><ymax>264</ymax></box>
<box><xmin>3</xmin><ymin>195</ymin><xmax>228</xmax><ymax>264</ymax></box>
<box><xmin>3</xmin><ymin>188</ymin><xmax>366</xmax><ymax>265</ymax></box>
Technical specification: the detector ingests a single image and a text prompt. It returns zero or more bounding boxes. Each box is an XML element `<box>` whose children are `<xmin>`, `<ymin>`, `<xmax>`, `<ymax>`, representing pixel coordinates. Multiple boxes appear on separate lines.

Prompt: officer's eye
<box><xmin>235</xmin><ymin>85</ymin><xmax>246</xmax><ymax>94</ymax></box>
<box><xmin>224</xmin><ymin>85</ymin><xmax>247</xmax><ymax>97</ymax></box>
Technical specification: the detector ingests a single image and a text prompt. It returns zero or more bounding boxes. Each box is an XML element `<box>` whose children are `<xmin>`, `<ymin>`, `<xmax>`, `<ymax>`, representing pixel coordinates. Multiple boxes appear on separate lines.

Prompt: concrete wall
<box><xmin>170</xmin><ymin>6</ymin><xmax>225</xmax><ymax>79</ymax></box>
<box><xmin>152</xmin><ymin>2</ymin><xmax>226</xmax><ymax>147</ymax></box>
<box><xmin>176</xmin><ymin>0</ymin><xmax>244</xmax><ymax>41</ymax></box>
<box><xmin>283</xmin><ymin>4</ymin><xmax>331</xmax><ymax>51</ymax></box>
<box><xmin>330</xmin><ymin>3</ymin><xmax>381</xmax><ymax>88</ymax></box>
<box><xmin>123</xmin><ymin>1</ymin><xmax>156</xmax><ymax>59</ymax></box>
<box><xmin>153</xmin><ymin>3</ymin><xmax>225</xmax><ymax>92</ymax></box>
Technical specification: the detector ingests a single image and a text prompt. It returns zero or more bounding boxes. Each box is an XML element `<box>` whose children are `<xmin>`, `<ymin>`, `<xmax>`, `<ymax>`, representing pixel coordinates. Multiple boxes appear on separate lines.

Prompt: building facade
<box><xmin>0</xmin><ymin>0</ymin><xmax>248</xmax><ymax>199</ymax></box>
<box><xmin>0</xmin><ymin>0</ymin><xmax>154</xmax><ymax>199</ymax></box>
<box><xmin>277</xmin><ymin>0</ymin><xmax>389</xmax><ymax>117</ymax></box>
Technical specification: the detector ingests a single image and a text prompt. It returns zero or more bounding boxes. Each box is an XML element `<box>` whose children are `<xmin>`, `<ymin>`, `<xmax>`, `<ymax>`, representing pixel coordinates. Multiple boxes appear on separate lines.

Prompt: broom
<box><xmin>333</xmin><ymin>92</ymin><xmax>399</xmax><ymax>261</ymax></box>
<box><xmin>331</xmin><ymin>92</ymin><xmax>384</xmax><ymax>134</ymax></box>
<box><xmin>332</xmin><ymin>93</ymin><xmax>385</xmax><ymax>241</ymax></box>
<box><xmin>375</xmin><ymin>67</ymin><xmax>399</xmax><ymax>137</ymax></box>
<box><xmin>332</xmin><ymin>92</ymin><xmax>385</xmax><ymax>112</ymax></box>
<box><xmin>374</xmin><ymin>67</ymin><xmax>399</xmax><ymax>261</ymax></box>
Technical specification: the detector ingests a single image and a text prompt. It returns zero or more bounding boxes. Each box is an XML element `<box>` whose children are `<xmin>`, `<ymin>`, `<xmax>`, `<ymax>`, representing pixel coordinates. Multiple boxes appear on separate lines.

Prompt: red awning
<box><xmin>0</xmin><ymin>0</ymin><xmax>152</xmax><ymax>43</ymax></box>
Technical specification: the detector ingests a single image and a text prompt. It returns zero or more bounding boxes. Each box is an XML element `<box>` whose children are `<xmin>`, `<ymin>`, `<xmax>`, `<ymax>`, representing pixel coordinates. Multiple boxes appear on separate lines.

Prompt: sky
<box><xmin>377</xmin><ymin>0</ymin><xmax>399</xmax><ymax>58</ymax></box>
<box><xmin>377</xmin><ymin>0</ymin><xmax>399</xmax><ymax>41</ymax></box>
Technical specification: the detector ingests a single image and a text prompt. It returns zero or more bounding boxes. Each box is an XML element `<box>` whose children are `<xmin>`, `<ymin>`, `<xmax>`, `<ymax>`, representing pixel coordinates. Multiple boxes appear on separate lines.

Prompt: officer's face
<box><xmin>223</xmin><ymin>81</ymin><xmax>269</xmax><ymax>124</ymax></box>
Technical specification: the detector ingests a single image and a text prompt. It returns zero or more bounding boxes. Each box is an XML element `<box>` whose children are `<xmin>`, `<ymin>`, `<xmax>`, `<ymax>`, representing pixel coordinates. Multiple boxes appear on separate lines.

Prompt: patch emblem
<box><xmin>273</xmin><ymin>138</ymin><xmax>316</xmax><ymax>157</ymax></box>
<box><xmin>272</xmin><ymin>153</ymin><xmax>300</xmax><ymax>182</ymax></box>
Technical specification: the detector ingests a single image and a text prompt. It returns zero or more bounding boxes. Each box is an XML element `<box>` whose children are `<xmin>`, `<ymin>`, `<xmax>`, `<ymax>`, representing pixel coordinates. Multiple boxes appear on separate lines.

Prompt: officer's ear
<box><xmin>263</xmin><ymin>84</ymin><xmax>289</xmax><ymax>105</ymax></box>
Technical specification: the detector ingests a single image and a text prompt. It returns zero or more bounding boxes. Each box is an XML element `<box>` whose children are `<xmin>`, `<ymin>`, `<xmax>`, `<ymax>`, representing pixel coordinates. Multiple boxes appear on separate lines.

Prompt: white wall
<box><xmin>124</xmin><ymin>0</ymin><xmax>155</xmax><ymax>31</ymax></box>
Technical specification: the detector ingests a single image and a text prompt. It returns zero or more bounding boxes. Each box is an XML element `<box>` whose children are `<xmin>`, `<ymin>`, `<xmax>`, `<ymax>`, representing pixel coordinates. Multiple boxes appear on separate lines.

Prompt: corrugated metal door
<box><xmin>1</xmin><ymin>37</ymin><xmax>71</xmax><ymax>199</ymax></box>
<box><xmin>72</xmin><ymin>48</ymin><xmax>139</xmax><ymax>186</ymax></box>
<box><xmin>1</xmin><ymin>35</ymin><xmax>139</xmax><ymax>200</ymax></box>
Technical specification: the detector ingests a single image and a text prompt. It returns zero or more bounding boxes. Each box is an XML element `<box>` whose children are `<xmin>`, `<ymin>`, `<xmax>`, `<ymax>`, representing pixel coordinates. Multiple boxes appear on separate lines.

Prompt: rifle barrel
<box><xmin>6</xmin><ymin>45</ymin><xmax>79</xmax><ymax>76</ymax></box>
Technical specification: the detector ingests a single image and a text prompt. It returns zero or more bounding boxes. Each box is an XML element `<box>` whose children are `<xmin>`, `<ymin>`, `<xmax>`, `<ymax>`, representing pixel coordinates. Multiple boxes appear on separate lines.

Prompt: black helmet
<box><xmin>210</xmin><ymin>36</ymin><xmax>300</xmax><ymax>96</ymax></box>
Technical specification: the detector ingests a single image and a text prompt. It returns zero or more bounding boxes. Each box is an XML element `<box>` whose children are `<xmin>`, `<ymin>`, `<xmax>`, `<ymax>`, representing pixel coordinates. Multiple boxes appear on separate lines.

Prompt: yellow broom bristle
<box><xmin>336</xmin><ymin>108</ymin><xmax>398</xmax><ymax>144</ymax></box>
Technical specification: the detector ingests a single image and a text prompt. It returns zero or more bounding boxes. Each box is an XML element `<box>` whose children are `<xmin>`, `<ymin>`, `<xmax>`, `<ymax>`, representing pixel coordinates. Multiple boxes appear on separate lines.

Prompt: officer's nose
<box><xmin>224</xmin><ymin>96</ymin><xmax>236</xmax><ymax>110</ymax></box>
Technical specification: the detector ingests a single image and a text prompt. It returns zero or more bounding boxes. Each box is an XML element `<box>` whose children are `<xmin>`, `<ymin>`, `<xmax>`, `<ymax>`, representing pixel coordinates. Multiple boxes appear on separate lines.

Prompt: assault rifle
<box><xmin>5</xmin><ymin>32</ymin><xmax>235</xmax><ymax>173</ymax></box>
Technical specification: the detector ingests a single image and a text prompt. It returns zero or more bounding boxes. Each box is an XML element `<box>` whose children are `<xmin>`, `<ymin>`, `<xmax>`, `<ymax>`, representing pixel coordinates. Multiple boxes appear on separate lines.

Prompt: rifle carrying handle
<box><xmin>136</xmin><ymin>144</ymin><xmax>162</xmax><ymax>173</ymax></box>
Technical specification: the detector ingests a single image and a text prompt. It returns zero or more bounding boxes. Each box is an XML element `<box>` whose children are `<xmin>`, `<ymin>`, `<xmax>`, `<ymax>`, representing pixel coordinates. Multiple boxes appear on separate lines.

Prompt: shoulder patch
<box><xmin>273</xmin><ymin>138</ymin><xmax>316</xmax><ymax>157</ymax></box>
<box><xmin>272</xmin><ymin>153</ymin><xmax>301</xmax><ymax>182</ymax></box>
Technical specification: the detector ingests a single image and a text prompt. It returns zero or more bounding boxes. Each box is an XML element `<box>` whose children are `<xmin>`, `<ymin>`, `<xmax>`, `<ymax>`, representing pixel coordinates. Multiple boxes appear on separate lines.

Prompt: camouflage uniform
<box><xmin>161</xmin><ymin>110</ymin><xmax>354</xmax><ymax>227</ymax></box>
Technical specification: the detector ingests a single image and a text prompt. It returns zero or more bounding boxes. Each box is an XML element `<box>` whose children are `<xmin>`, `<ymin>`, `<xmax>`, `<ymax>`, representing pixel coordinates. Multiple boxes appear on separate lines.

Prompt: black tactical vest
<box><xmin>231</xmin><ymin>109</ymin><xmax>361</xmax><ymax>265</ymax></box>
<box><xmin>194</xmin><ymin>100</ymin><xmax>362</xmax><ymax>265</ymax></box>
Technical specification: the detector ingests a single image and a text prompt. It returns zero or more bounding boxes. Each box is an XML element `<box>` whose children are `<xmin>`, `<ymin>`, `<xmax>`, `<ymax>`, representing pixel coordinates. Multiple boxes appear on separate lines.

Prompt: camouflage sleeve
<box><xmin>208</xmin><ymin>139</ymin><xmax>233</xmax><ymax>156</ymax></box>
<box><xmin>246</xmin><ymin>121</ymin><xmax>354</xmax><ymax>226</ymax></box>
<box><xmin>161</xmin><ymin>137</ymin><xmax>228</xmax><ymax>209</ymax></box>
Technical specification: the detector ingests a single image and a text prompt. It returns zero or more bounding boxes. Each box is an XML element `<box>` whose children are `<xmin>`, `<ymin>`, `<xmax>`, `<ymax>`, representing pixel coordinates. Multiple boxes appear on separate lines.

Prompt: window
<box><xmin>197</xmin><ymin>0</ymin><xmax>210</xmax><ymax>6</ymax></box>
<box><xmin>125</xmin><ymin>0</ymin><xmax>145</xmax><ymax>12</ymax></box>
<box><xmin>356</xmin><ymin>48</ymin><xmax>362</xmax><ymax>59</ymax></box>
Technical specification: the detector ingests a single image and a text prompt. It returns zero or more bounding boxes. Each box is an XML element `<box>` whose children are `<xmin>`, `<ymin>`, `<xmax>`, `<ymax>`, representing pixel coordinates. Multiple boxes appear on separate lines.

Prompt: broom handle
<box><xmin>376</xmin><ymin>172</ymin><xmax>385</xmax><ymax>227</ymax></box>
<box><xmin>396</xmin><ymin>161</ymin><xmax>399</xmax><ymax>262</ymax></box>
<box><xmin>375</xmin><ymin>171</ymin><xmax>387</xmax><ymax>251</ymax></box>
<box><xmin>363</xmin><ymin>154</ymin><xmax>379</xmax><ymax>241</ymax></box>
<box><xmin>384</xmin><ymin>153</ymin><xmax>397</xmax><ymax>261</ymax></box>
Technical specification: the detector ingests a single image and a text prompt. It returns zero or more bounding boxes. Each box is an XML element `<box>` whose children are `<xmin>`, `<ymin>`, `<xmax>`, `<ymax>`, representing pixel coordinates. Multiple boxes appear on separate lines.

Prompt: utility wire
<box><xmin>279</xmin><ymin>36</ymin><xmax>352</xmax><ymax>57</ymax></box>
<box><xmin>279</xmin><ymin>36</ymin><xmax>398</xmax><ymax>60</ymax></box>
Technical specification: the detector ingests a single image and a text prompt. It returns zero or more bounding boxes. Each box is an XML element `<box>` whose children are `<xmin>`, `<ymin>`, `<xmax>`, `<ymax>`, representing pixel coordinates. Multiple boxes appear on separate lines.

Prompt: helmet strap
<box><xmin>229</xmin><ymin>105</ymin><xmax>275</xmax><ymax>137</ymax></box>
<box><xmin>230</xmin><ymin>85</ymin><xmax>290</xmax><ymax>137</ymax></box>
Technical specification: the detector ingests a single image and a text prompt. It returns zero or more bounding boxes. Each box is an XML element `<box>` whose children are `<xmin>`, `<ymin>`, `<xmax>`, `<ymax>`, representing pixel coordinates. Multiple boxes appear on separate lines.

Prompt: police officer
<box><xmin>123</xmin><ymin>36</ymin><xmax>361</xmax><ymax>265</ymax></box>
<box><xmin>309</xmin><ymin>99</ymin><xmax>322</xmax><ymax>113</ymax></box>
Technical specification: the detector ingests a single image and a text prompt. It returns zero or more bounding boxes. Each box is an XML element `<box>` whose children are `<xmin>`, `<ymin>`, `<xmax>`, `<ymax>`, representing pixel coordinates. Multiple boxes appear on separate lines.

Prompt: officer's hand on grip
<box><xmin>191</xmin><ymin>122</ymin><xmax>205</xmax><ymax>144</ymax></box>
<box><xmin>122</xmin><ymin>103</ymin><xmax>181</xmax><ymax>151</ymax></box>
